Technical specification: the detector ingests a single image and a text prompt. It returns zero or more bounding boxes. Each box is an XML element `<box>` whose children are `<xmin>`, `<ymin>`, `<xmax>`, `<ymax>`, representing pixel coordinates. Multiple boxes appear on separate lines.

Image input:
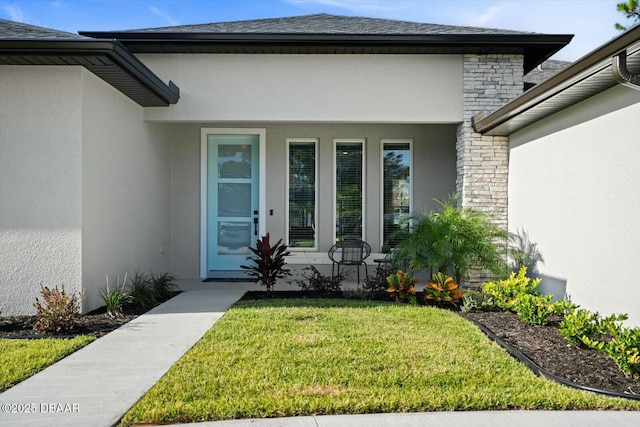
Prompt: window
<box><xmin>287</xmin><ymin>139</ymin><xmax>317</xmax><ymax>249</ymax></box>
<box><xmin>381</xmin><ymin>140</ymin><xmax>412</xmax><ymax>248</ymax></box>
<box><xmin>334</xmin><ymin>139</ymin><xmax>365</xmax><ymax>242</ymax></box>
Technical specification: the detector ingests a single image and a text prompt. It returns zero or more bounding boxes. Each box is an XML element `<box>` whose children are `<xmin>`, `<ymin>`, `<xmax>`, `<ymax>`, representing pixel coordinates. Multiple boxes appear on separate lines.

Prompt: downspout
<box><xmin>612</xmin><ymin>50</ymin><xmax>640</xmax><ymax>90</ymax></box>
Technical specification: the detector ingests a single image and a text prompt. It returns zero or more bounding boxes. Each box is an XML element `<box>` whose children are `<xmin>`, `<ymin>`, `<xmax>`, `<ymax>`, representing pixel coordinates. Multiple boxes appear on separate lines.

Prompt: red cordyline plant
<box><xmin>241</xmin><ymin>233</ymin><xmax>291</xmax><ymax>294</ymax></box>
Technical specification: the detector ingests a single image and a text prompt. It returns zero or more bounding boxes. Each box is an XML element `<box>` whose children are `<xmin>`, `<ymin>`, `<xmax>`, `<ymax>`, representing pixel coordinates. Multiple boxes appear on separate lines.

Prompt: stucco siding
<box><xmin>80</xmin><ymin>68</ymin><xmax>172</xmax><ymax>312</ymax></box>
<box><xmin>139</xmin><ymin>54</ymin><xmax>463</xmax><ymax>123</ymax></box>
<box><xmin>0</xmin><ymin>66</ymin><xmax>83</xmax><ymax>315</ymax></box>
<box><xmin>509</xmin><ymin>84</ymin><xmax>640</xmax><ymax>326</ymax></box>
<box><xmin>170</xmin><ymin>122</ymin><xmax>456</xmax><ymax>278</ymax></box>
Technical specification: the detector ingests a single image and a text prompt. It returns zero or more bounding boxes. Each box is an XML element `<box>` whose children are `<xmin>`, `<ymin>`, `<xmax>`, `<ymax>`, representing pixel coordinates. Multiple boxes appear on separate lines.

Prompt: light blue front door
<box><xmin>207</xmin><ymin>134</ymin><xmax>260</xmax><ymax>273</ymax></box>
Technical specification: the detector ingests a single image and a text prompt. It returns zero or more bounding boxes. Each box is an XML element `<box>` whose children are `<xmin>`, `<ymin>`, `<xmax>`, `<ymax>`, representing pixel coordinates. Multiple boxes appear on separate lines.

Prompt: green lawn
<box><xmin>121</xmin><ymin>299</ymin><xmax>640</xmax><ymax>425</ymax></box>
<box><xmin>0</xmin><ymin>336</ymin><xmax>95</xmax><ymax>392</ymax></box>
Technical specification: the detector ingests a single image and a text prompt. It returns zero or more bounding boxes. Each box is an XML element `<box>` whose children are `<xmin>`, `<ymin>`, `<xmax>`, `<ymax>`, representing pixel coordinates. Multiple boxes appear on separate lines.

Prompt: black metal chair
<box><xmin>328</xmin><ymin>239</ymin><xmax>372</xmax><ymax>283</ymax></box>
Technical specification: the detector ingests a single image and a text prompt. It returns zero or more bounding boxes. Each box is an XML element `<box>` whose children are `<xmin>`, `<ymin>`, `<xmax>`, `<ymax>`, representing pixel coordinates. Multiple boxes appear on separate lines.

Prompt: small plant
<box><xmin>101</xmin><ymin>274</ymin><xmax>133</xmax><ymax>317</ymax></box>
<box><xmin>128</xmin><ymin>271</ymin><xmax>156</xmax><ymax>307</ymax></box>
<box><xmin>150</xmin><ymin>272</ymin><xmax>178</xmax><ymax>301</ymax></box>
<box><xmin>291</xmin><ymin>266</ymin><xmax>343</xmax><ymax>295</ymax></box>
<box><xmin>386</xmin><ymin>270</ymin><xmax>417</xmax><ymax>304</ymax></box>
<box><xmin>558</xmin><ymin>309</ymin><xmax>618</xmax><ymax>347</ymax></box>
<box><xmin>359</xmin><ymin>272</ymin><xmax>389</xmax><ymax>299</ymax></box>
<box><xmin>577</xmin><ymin>313</ymin><xmax>640</xmax><ymax>379</ymax></box>
<box><xmin>511</xmin><ymin>294</ymin><xmax>556</xmax><ymax>325</ymax></box>
<box><xmin>241</xmin><ymin>233</ymin><xmax>291</xmax><ymax>294</ymax></box>
<box><xmin>593</xmin><ymin>325</ymin><xmax>640</xmax><ymax>379</ymax></box>
<box><xmin>33</xmin><ymin>285</ymin><xmax>82</xmax><ymax>334</ymax></box>
<box><xmin>481</xmin><ymin>267</ymin><xmax>540</xmax><ymax>310</ymax></box>
<box><xmin>461</xmin><ymin>289</ymin><xmax>496</xmax><ymax>313</ymax></box>
<box><xmin>424</xmin><ymin>272</ymin><xmax>464</xmax><ymax>307</ymax></box>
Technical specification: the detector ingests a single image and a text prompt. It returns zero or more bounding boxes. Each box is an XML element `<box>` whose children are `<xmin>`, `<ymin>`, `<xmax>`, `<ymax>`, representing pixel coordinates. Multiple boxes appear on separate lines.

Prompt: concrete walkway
<box><xmin>0</xmin><ymin>283</ymin><xmax>252</xmax><ymax>427</ymax></box>
<box><xmin>1</xmin><ymin>282</ymin><xmax>639</xmax><ymax>427</ymax></box>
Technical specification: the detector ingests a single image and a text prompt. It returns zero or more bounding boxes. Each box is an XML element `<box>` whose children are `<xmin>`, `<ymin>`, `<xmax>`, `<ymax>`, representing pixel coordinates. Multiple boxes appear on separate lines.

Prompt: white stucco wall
<box><xmin>0</xmin><ymin>66</ymin><xmax>83</xmax><ymax>315</ymax></box>
<box><xmin>138</xmin><ymin>54</ymin><xmax>463</xmax><ymax>123</ymax></box>
<box><xmin>80</xmin><ymin>69</ymin><xmax>172</xmax><ymax>312</ymax></box>
<box><xmin>170</xmin><ymin>122</ymin><xmax>457</xmax><ymax>278</ymax></box>
<box><xmin>509</xmin><ymin>84</ymin><xmax>640</xmax><ymax>326</ymax></box>
<box><xmin>0</xmin><ymin>65</ymin><xmax>173</xmax><ymax>315</ymax></box>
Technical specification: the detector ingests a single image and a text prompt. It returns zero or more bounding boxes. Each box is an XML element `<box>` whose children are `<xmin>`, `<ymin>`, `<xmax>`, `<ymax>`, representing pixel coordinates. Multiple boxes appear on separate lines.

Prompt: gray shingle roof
<box><xmin>523</xmin><ymin>59</ymin><xmax>572</xmax><ymax>87</ymax></box>
<box><xmin>0</xmin><ymin>19</ymin><xmax>85</xmax><ymax>39</ymax></box>
<box><xmin>123</xmin><ymin>13</ymin><xmax>533</xmax><ymax>36</ymax></box>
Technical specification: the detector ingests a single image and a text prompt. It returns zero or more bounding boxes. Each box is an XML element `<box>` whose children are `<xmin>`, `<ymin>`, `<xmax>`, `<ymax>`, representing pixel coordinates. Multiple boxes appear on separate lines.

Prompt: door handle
<box><xmin>253</xmin><ymin>212</ymin><xmax>259</xmax><ymax>236</ymax></box>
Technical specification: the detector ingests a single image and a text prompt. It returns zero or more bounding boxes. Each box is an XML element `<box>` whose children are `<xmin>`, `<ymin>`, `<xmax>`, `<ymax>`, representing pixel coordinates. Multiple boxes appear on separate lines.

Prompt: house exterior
<box><xmin>474</xmin><ymin>24</ymin><xmax>640</xmax><ymax>326</ymax></box>
<box><xmin>0</xmin><ymin>14</ymin><xmax>572</xmax><ymax>315</ymax></box>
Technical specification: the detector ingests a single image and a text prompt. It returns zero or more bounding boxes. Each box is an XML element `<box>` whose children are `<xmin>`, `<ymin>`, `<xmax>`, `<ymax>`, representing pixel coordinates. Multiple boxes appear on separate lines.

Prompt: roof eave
<box><xmin>473</xmin><ymin>25</ymin><xmax>640</xmax><ymax>136</ymax></box>
<box><xmin>0</xmin><ymin>39</ymin><xmax>179</xmax><ymax>107</ymax></box>
<box><xmin>78</xmin><ymin>32</ymin><xmax>572</xmax><ymax>74</ymax></box>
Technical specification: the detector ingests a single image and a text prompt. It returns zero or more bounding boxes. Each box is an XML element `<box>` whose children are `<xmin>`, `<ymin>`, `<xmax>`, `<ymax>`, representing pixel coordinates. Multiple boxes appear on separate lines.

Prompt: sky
<box><xmin>0</xmin><ymin>0</ymin><xmax>632</xmax><ymax>61</ymax></box>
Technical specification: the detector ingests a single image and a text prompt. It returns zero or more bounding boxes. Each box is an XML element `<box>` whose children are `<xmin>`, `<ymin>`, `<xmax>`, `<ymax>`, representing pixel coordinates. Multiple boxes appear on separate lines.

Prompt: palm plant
<box><xmin>393</xmin><ymin>196</ymin><xmax>508</xmax><ymax>284</ymax></box>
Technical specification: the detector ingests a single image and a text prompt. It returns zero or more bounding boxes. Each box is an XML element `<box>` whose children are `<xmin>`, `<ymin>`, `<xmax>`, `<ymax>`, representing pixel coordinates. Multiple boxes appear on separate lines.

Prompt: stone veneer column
<box><xmin>456</xmin><ymin>54</ymin><xmax>524</xmax><ymax>230</ymax></box>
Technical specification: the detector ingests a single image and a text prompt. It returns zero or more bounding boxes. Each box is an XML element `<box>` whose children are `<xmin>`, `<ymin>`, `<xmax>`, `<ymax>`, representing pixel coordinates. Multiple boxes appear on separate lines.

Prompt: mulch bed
<box><xmin>460</xmin><ymin>311</ymin><xmax>639</xmax><ymax>398</ymax></box>
<box><xmin>0</xmin><ymin>303</ymin><xmax>150</xmax><ymax>339</ymax></box>
<box><xmin>1</xmin><ymin>290</ymin><xmax>638</xmax><ymax>399</ymax></box>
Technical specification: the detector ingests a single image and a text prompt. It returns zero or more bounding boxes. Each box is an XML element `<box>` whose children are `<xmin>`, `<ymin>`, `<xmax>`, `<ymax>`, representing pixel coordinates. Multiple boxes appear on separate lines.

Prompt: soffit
<box><xmin>0</xmin><ymin>40</ymin><xmax>179</xmax><ymax>107</ymax></box>
<box><xmin>475</xmin><ymin>26</ymin><xmax>640</xmax><ymax>136</ymax></box>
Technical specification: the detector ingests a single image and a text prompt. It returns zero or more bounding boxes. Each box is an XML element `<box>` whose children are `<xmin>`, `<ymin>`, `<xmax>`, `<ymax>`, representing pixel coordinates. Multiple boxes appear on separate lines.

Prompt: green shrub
<box><xmin>461</xmin><ymin>289</ymin><xmax>497</xmax><ymax>313</ymax></box>
<box><xmin>386</xmin><ymin>269</ymin><xmax>417</xmax><ymax>304</ymax></box>
<box><xmin>578</xmin><ymin>313</ymin><xmax>640</xmax><ymax>379</ymax></box>
<box><xmin>241</xmin><ymin>233</ymin><xmax>290</xmax><ymax>293</ymax></box>
<box><xmin>150</xmin><ymin>272</ymin><xmax>178</xmax><ymax>301</ymax></box>
<box><xmin>424</xmin><ymin>272</ymin><xmax>464</xmax><ymax>307</ymax></box>
<box><xmin>512</xmin><ymin>294</ymin><xmax>555</xmax><ymax>325</ymax></box>
<box><xmin>33</xmin><ymin>285</ymin><xmax>82</xmax><ymax>334</ymax></box>
<box><xmin>128</xmin><ymin>271</ymin><xmax>156</xmax><ymax>307</ymax></box>
<box><xmin>101</xmin><ymin>274</ymin><xmax>133</xmax><ymax>317</ymax></box>
<box><xmin>358</xmin><ymin>272</ymin><xmax>388</xmax><ymax>299</ymax></box>
<box><xmin>558</xmin><ymin>309</ymin><xmax>619</xmax><ymax>347</ymax></box>
<box><xmin>291</xmin><ymin>266</ymin><xmax>343</xmax><ymax>295</ymax></box>
<box><xmin>481</xmin><ymin>267</ymin><xmax>540</xmax><ymax>310</ymax></box>
<box><xmin>597</xmin><ymin>326</ymin><xmax>640</xmax><ymax>379</ymax></box>
<box><xmin>393</xmin><ymin>195</ymin><xmax>508</xmax><ymax>283</ymax></box>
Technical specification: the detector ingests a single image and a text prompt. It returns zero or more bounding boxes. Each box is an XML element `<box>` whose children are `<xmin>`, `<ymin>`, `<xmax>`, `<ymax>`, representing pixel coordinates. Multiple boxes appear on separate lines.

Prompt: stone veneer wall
<box><xmin>456</xmin><ymin>54</ymin><xmax>524</xmax><ymax>230</ymax></box>
<box><xmin>456</xmin><ymin>54</ymin><xmax>523</xmax><ymax>285</ymax></box>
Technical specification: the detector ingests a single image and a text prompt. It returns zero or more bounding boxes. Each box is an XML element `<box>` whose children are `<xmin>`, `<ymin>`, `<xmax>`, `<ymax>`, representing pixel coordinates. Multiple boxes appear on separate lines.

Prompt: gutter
<box><xmin>0</xmin><ymin>39</ymin><xmax>179</xmax><ymax>106</ymax></box>
<box><xmin>473</xmin><ymin>25</ymin><xmax>640</xmax><ymax>135</ymax></box>
<box><xmin>108</xmin><ymin>41</ymin><xmax>180</xmax><ymax>104</ymax></box>
<box><xmin>613</xmin><ymin>50</ymin><xmax>640</xmax><ymax>90</ymax></box>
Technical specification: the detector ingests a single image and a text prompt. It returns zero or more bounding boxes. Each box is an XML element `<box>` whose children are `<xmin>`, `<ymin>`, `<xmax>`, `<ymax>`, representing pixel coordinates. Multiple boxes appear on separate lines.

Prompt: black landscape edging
<box><xmin>466</xmin><ymin>317</ymin><xmax>640</xmax><ymax>401</ymax></box>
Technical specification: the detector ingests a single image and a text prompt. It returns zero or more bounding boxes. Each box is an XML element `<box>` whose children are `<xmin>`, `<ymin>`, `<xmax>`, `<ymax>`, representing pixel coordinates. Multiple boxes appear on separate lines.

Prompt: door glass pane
<box><xmin>218</xmin><ymin>183</ymin><xmax>251</xmax><ymax>217</ymax></box>
<box><xmin>335</xmin><ymin>142</ymin><xmax>363</xmax><ymax>241</ymax></box>
<box><xmin>218</xmin><ymin>144</ymin><xmax>252</xmax><ymax>178</ymax></box>
<box><xmin>288</xmin><ymin>141</ymin><xmax>316</xmax><ymax>248</ymax></box>
<box><xmin>382</xmin><ymin>142</ymin><xmax>411</xmax><ymax>247</ymax></box>
<box><xmin>218</xmin><ymin>221</ymin><xmax>251</xmax><ymax>254</ymax></box>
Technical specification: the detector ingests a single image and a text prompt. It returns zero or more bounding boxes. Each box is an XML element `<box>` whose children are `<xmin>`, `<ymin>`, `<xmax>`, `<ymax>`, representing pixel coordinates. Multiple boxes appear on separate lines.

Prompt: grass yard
<box><xmin>0</xmin><ymin>336</ymin><xmax>95</xmax><ymax>392</ymax></box>
<box><xmin>121</xmin><ymin>299</ymin><xmax>640</xmax><ymax>426</ymax></box>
